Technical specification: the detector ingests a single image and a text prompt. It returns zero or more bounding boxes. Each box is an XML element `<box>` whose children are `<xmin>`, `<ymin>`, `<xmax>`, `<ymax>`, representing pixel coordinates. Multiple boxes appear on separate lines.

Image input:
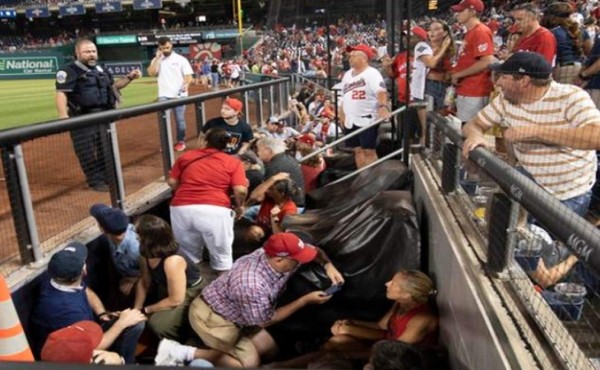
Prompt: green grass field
<box><xmin>0</xmin><ymin>77</ymin><xmax>158</xmax><ymax>130</ymax></box>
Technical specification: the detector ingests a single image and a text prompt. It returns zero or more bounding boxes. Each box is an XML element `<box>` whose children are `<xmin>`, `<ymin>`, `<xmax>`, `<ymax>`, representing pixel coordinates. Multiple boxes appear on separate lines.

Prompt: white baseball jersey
<box><xmin>341</xmin><ymin>66</ymin><xmax>386</xmax><ymax>128</ymax></box>
<box><xmin>412</xmin><ymin>42</ymin><xmax>432</xmax><ymax>100</ymax></box>
<box><xmin>157</xmin><ymin>52</ymin><xmax>194</xmax><ymax>98</ymax></box>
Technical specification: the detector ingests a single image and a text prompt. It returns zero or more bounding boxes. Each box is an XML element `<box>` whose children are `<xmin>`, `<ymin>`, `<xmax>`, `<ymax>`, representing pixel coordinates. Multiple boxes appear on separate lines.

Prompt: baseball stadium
<box><xmin>1</xmin><ymin>0</ymin><xmax>600</xmax><ymax>369</ymax></box>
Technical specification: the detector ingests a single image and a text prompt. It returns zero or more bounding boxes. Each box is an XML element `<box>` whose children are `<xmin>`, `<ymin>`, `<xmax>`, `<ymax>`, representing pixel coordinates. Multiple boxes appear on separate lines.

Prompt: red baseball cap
<box><xmin>297</xmin><ymin>134</ymin><xmax>316</xmax><ymax>146</ymax></box>
<box><xmin>451</xmin><ymin>0</ymin><xmax>484</xmax><ymax>13</ymax></box>
<box><xmin>41</xmin><ymin>321</ymin><xmax>103</xmax><ymax>363</ymax></box>
<box><xmin>411</xmin><ymin>26</ymin><xmax>428</xmax><ymax>41</ymax></box>
<box><xmin>347</xmin><ymin>44</ymin><xmax>375</xmax><ymax>60</ymax></box>
<box><xmin>224</xmin><ymin>97</ymin><xmax>243</xmax><ymax>113</ymax></box>
<box><xmin>263</xmin><ymin>233</ymin><xmax>318</xmax><ymax>264</ymax></box>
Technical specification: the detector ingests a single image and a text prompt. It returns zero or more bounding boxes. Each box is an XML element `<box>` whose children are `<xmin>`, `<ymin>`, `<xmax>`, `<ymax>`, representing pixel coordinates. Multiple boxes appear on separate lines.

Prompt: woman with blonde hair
<box><xmin>327</xmin><ymin>270</ymin><xmax>438</xmax><ymax>351</ymax></box>
<box><xmin>265</xmin><ymin>270</ymin><xmax>438</xmax><ymax>369</ymax></box>
<box><xmin>541</xmin><ymin>2</ymin><xmax>586</xmax><ymax>83</ymax></box>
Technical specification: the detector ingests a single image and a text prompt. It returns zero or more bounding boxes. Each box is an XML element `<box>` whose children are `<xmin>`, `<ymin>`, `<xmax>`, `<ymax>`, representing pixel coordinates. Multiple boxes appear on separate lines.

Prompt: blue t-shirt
<box><xmin>586</xmin><ymin>34</ymin><xmax>600</xmax><ymax>90</ymax></box>
<box><xmin>552</xmin><ymin>26</ymin><xmax>584</xmax><ymax>65</ymax></box>
<box><xmin>109</xmin><ymin>224</ymin><xmax>141</xmax><ymax>277</ymax></box>
<box><xmin>30</xmin><ymin>277</ymin><xmax>94</xmax><ymax>356</ymax></box>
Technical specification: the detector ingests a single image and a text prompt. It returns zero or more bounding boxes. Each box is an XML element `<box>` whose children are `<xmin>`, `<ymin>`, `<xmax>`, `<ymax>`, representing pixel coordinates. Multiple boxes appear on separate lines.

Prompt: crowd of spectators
<box><xmin>0</xmin><ymin>30</ymin><xmax>80</xmax><ymax>52</ymax></box>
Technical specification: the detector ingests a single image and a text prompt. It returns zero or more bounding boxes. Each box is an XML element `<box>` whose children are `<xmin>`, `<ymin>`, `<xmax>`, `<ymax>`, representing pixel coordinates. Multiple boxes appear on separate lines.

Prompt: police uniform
<box><xmin>56</xmin><ymin>61</ymin><xmax>117</xmax><ymax>190</ymax></box>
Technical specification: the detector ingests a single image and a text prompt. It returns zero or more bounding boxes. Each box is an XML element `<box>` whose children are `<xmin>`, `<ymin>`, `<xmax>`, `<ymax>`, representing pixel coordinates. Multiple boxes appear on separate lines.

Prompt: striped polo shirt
<box><xmin>477</xmin><ymin>81</ymin><xmax>599</xmax><ymax>200</ymax></box>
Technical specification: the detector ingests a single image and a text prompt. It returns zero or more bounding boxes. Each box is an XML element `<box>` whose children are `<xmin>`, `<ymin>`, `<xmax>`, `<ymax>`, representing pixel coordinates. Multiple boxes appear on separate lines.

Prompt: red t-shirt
<box><xmin>169</xmin><ymin>148</ymin><xmax>247</xmax><ymax>207</ymax></box>
<box><xmin>392</xmin><ymin>51</ymin><xmax>410</xmax><ymax>103</ymax></box>
<box><xmin>256</xmin><ymin>198</ymin><xmax>298</xmax><ymax>232</ymax></box>
<box><xmin>512</xmin><ymin>27</ymin><xmax>557</xmax><ymax>65</ymax></box>
<box><xmin>453</xmin><ymin>23</ymin><xmax>494</xmax><ymax>97</ymax></box>
<box><xmin>301</xmin><ymin>160</ymin><xmax>326</xmax><ymax>193</ymax></box>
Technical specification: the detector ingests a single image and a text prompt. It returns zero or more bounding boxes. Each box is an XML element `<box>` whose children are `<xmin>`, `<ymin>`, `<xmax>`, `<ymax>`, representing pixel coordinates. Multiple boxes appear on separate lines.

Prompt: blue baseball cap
<box><xmin>90</xmin><ymin>203</ymin><xmax>129</xmax><ymax>234</ymax></box>
<box><xmin>48</xmin><ymin>242</ymin><xmax>88</xmax><ymax>280</ymax></box>
<box><xmin>489</xmin><ymin>52</ymin><xmax>552</xmax><ymax>78</ymax></box>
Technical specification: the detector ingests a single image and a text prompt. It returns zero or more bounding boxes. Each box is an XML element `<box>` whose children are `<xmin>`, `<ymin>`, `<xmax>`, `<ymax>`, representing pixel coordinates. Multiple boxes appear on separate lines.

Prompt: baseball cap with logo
<box><xmin>347</xmin><ymin>44</ymin><xmax>376</xmax><ymax>60</ymax></box>
<box><xmin>41</xmin><ymin>321</ymin><xmax>103</xmax><ymax>363</ymax></box>
<box><xmin>224</xmin><ymin>97</ymin><xmax>243</xmax><ymax>113</ymax></box>
<box><xmin>89</xmin><ymin>203</ymin><xmax>129</xmax><ymax>234</ymax></box>
<box><xmin>263</xmin><ymin>232</ymin><xmax>318</xmax><ymax>264</ymax></box>
<box><xmin>451</xmin><ymin>0</ymin><xmax>485</xmax><ymax>13</ymax></box>
<box><xmin>48</xmin><ymin>242</ymin><xmax>88</xmax><ymax>280</ymax></box>
<box><xmin>488</xmin><ymin>51</ymin><xmax>552</xmax><ymax>78</ymax></box>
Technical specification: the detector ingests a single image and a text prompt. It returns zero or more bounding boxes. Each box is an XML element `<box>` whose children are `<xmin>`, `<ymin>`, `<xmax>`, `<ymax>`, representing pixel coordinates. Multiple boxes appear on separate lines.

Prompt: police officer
<box><xmin>55</xmin><ymin>38</ymin><xmax>141</xmax><ymax>192</ymax></box>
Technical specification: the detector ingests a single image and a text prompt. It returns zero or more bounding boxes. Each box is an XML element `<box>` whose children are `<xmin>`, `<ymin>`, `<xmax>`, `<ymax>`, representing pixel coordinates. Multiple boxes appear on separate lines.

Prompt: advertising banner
<box><xmin>96</xmin><ymin>35</ymin><xmax>138</xmax><ymax>45</ymax></box>
<box><xmin>189</xmin><ymin>43</ymin><xmax>222</xmax><ymax>61</ymax></box>
<box><xmin>59</xmin><ymin>4</ymin><xmax>85</xmax><ymax>17</ymax></box>
<box><xmin>133</xmin><ymin>0</ymin><xmax>162</xmax><ymax>10</ymax></box>
<box><xmin>137</xmin><ymin>32</ymin><xmax>201</xmax><ymax>46</ymax></box>
<box><xmin>0</xmin><ymin>9</ymin><xmax>16</xmax><ymax>18</ymax></box>
<box><xmin>202</xmin><ymin>29</ymin><xmax>240</xmax><ymax>40</ymax></box>
<box><xmin>0</xmin><ymin>55</ymin><xmax>59</xmax><ymax>77</ymax></box>
<box><xmin>95</xmin><ymin>1</ymin><xmax>122</xmax><ymax>14</ymax></box>
<box><xmin>103</xmin><ymin>62</ymin><xmax>143</xmax><ymax>76</ymax></box>
<box><xmin>25</xmin><ymin>7</ymin><xmax>50</xmax><ymax>18</ymax></box>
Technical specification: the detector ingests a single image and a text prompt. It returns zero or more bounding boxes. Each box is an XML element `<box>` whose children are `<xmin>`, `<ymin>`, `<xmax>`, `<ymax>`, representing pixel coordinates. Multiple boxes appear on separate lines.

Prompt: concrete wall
<box><xmin>412</xmin><ymin>156</ymin><xmax>538</xmax><ymax>370</ymax></box>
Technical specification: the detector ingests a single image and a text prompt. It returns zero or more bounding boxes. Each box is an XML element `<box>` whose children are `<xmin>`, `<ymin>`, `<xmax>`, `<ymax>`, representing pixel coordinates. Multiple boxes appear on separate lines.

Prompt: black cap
<box><xmin>48</xmin><ymin>242</ymin><xmax>88</xmax><ymax>280</ymax></box>
<box><xmin>489</xmin><ymin>52</ymin><xmax>552</xmax><ymax>78</ymax></box>
<box><xmin>89</xmin><ymin>204</ymin><xmax>129</xmax><ymax>234</ymax></box>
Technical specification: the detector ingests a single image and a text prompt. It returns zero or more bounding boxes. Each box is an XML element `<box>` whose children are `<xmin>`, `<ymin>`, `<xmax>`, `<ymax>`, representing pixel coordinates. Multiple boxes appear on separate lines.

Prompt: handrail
<box><xmin>327</xmin><ymin>147</ymin><xmax>405</xmax><ymax>186</ymax></box>
<box><xmin>428</xmin><ymin>112</ymin><xmax>600</xmax><ymax>278</ymax></box>
<box><xmin>291</xmin><ymin>73</ymin><xmax>330</xmax><ymax>92</ymax></box>
<box><xmin>299</xmin><ymin>106</ymin><xmax>407</xmax><ymax>163</ymax></box>
<box><xmin>0</xmin><ymin>78</ymin><xmax>288</xmax><ymax>147</ymax></box>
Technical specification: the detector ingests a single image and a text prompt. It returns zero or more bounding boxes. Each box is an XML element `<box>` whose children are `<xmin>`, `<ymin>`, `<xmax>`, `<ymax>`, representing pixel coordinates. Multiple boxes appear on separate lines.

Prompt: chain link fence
<box><xmin>425</xmin><ymin>110</ymin><xmax>600</xmax><ymax>370</ymax></box>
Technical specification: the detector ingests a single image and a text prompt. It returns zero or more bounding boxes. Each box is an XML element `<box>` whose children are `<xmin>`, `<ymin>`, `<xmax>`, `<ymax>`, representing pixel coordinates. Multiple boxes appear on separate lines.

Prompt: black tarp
<box><xmin>269</xmin><ymin>190</ymin><xmax>421</xmax><ymax>354</ymax></box>
<box><xmin>306</xmin><ymin>159</ymin><xmax>410</xmax><ymax>210</ymax></box>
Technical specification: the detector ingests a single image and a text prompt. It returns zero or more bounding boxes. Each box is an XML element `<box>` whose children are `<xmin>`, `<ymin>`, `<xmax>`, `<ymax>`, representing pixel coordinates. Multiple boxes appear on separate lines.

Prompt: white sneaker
<box><xmin>155</xmin><ymin>338</ymin><xmax>193</xmax><ymax>366</ymax></box>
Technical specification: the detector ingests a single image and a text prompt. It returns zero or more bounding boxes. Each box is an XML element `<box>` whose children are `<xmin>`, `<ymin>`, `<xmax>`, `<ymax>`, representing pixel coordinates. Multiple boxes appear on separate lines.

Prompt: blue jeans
<box><xmin>102</xmin><ymin>320</ymin><xmax>145</xmax><ymax>364</ymax></box>
<box><xmin>211</xmin><ymin>73</ymin><xmax>219</xmax><ymax>87</ymax></box>
<box><xmin>561</xmin><ymin>190</ymin><xmax>592</xmax><ymax>217</ymax></box>
<box><xmin>159</xmin><ymin>97</ymin><xmax>186</xmax><ymax>143</ymax></box>
<box><xmin>516</xmin><ymin>166</ymin><xmax>592</xmax><ymax>216</ymax></box>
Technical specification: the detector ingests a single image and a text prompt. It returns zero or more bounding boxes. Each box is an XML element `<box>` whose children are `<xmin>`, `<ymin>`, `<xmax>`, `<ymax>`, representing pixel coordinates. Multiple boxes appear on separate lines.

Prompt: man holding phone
<box><xmin>155</xmin><ymin>233</ymin><xmax>344</xmax><ymax>367</ymax></box>
<box><xmin>147</xmin><ymin>36</ymin><xmax>194</xmax><ymax>152</ymax></box>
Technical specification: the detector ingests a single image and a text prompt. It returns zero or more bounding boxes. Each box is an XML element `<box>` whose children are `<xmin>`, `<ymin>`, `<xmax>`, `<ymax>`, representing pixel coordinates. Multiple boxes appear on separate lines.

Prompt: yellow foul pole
<box><xmin>237</xmin><ymin>0</ymin><xmax>244</xmax><ymax>52</ymax></box>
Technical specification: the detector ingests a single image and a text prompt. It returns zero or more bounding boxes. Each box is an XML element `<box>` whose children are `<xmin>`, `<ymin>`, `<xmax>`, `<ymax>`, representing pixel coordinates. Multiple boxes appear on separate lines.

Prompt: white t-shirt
<box><xmin>412</xmin><ymin>42</ymin><xmax>432</xmax><ymax>100</ymax></box>
<box><xmin>157</xmin><ymin>52</ymin><xmax>194</xmax><ymax>98</ymax></box>
<box><xmin>230</xmin><ymin>63</ymin><xmax>241</xmax><ymax>79</ymax></box>
<box><xmin>340</xmin><ymin>66</ymin><xmax>386</xmax><ymax>129</ymax></box>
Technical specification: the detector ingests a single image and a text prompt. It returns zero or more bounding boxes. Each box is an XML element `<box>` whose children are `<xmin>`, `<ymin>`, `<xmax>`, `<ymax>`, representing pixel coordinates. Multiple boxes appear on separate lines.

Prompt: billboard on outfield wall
<box><xmin>0</xmin><ymin>54</ymin><xmax>61</xmax><ymax>78</ymax></box>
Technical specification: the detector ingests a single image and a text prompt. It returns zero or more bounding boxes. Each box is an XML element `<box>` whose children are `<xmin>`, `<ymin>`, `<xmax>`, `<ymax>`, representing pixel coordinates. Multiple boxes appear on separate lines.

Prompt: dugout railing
<box><xmin>424</xmin><ymin>111</ymin><xmax>600</xmax><ymax>370</ymax></box>
<box><xmin>0</xmin><ymin>76</ymin><xmax>291</xmax><ymax>285</ymax></box>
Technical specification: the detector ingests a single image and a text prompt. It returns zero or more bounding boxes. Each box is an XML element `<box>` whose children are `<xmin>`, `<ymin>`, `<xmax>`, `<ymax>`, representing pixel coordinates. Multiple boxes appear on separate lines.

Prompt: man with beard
<box><xmin>147</xmin><ymin>36</ymin><xmax>194</xmax><ymax>152</ymax></box>
<box><xmin>201</xmin><ymin>97</ymin><xmax>253</xmax><ymax>155</ymax></box>
<box><xmin>56</xmin><ymin>38</ymin><xmax>141</xmax><ymax>192</ymax></box>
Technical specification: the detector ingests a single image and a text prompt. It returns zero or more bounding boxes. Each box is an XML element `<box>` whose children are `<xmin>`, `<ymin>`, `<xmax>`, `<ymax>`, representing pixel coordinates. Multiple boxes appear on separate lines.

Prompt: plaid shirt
<box><xmin>202</xmin><ymin>249</ymin><xmax>296</xmax><ymax>327</ymax></box>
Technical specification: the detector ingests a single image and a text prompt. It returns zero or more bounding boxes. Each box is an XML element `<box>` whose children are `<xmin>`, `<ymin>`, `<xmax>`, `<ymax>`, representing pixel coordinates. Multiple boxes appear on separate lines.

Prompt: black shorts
<box><xmin>345</xmin><ymin>124</ymin><xmax>379</xmax><ymax>149</ymax></box>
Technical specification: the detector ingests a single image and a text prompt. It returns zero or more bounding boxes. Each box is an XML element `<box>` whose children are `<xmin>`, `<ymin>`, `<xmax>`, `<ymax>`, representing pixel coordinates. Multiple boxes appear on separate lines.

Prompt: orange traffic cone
<box><xmin>0</xmin><ymin>275</ymin><xmax>34</xmax><ymax>362</ymax></box>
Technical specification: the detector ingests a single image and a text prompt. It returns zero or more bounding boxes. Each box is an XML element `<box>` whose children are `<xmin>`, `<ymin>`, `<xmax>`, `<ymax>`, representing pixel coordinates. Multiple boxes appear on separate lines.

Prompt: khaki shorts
<box><xmin>188</xmin><ymin>296</ymin><xmax>256</xmax><ymax>361</ymax></box>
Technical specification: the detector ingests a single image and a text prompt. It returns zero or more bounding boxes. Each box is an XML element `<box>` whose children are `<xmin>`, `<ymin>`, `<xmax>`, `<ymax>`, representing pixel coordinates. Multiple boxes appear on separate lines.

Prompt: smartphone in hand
<box><xmin>322</xmin><ymin>284</ymin><xmax>343</xmax><ymax>296</ymax></box>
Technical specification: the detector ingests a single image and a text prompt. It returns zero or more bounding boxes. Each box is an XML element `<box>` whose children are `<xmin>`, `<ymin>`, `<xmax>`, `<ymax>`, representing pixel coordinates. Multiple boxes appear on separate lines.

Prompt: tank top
<box><xmin>386</xmin><ymin>303</ymin><xmax>437</xmax><ymax>346</ymax></box>
<box><xmin>148</xmin><ymin>252</ymin><xmax>202</xmax><ymax>294</ymax></box>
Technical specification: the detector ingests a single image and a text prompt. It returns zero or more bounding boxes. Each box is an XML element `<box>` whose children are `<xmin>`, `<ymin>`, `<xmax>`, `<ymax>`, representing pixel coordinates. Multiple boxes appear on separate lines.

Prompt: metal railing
<box><xmin>0</xmin><ymin>77</ymin><xmax>291</xmax><ymax>282</ymax></box>
<box><xmin>425</xmin><ymin>111</ymin><xmax>600</xmax><ymax>370</ymax></box>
